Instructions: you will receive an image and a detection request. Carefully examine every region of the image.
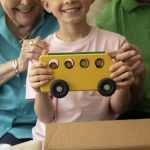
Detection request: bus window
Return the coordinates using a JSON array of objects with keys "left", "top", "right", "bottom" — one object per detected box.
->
[
  {"left": 80, "top": 58, "right": 89, "bottom": 68},
  {"left": 64, "top": 58, "right": 74, "bottom": 69},
  {"left": 49, "top": 59, "right": 59, "bottom": 69},
  {"left": 95, "top": 58, "right": 104, "bottom": 68}
]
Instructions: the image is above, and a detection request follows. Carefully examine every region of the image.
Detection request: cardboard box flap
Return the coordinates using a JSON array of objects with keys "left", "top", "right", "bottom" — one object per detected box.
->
[{"left": 45, "top": 119, "right": 150, "bottom": 150}]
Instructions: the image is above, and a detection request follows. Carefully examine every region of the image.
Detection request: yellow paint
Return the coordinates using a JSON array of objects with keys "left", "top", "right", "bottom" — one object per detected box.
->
[{"left": 39, "top": 52, "right": 113, "bottom": 92}]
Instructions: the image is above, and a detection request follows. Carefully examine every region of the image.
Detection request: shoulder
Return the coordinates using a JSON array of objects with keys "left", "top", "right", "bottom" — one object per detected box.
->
[
  {"left": 96, "top": 0, "right": 120, "bottom": 19},
  {"left": 42, "top": 11, "right": 58, "bottom": 32},
  {"left": 32, "top": 11, "right": 58, "bottom": 39},
  {"left": 43, "top": 33, "right": 56, "bottom": 46},
  {"left": 93, "top": 27, "right": 126, "bottom": 41},
  {"left": 44, "top": 11, "right": 58, "bottom": 26},
  {"left": 45, "top": 12, "right": 57, "bottom": 20},
  {"left": 96, "top": 0, "right": 122, "bottom": 29},
  {"left": 91, "top": 27, "right": 126, "bottom": 51}
]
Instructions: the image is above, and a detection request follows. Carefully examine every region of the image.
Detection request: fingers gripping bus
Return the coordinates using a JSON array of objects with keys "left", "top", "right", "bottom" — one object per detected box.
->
[{"left": 39, "top": 52, "right": 116, "bottom": 98}]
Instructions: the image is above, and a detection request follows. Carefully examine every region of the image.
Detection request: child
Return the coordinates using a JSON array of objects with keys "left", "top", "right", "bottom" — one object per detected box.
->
[{"left": 26, "top": 0, "right": 135, "bottom": 146}]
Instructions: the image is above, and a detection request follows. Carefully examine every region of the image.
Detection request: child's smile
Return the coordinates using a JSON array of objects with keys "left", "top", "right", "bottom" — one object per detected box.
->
[
  {"left": 61, "top": 6, "right": 81, "bottom": 15},
  {"left": 41, "top": 0, "right": 94, "bottom": 24}
]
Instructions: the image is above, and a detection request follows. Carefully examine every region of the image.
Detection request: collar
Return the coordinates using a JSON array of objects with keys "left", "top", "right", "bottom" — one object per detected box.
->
[{"left": 122, "top": 0, "right": 147, "bottom": 12}]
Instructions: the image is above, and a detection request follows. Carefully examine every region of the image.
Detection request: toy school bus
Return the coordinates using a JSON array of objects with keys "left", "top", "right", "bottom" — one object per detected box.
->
[{"left": 39, "top": 52, "right": 116, "bottom": 98}]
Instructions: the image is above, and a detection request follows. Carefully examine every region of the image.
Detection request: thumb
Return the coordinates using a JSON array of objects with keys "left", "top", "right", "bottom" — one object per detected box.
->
[
  {"left": 42, "top": 49, "right": 48, "bottom": 55},
  {"left": 35, "top": 36, "right": 41, "bottom": 41},
  {"left": 107, "top": 51, "right": 117, "bottom": 59}
]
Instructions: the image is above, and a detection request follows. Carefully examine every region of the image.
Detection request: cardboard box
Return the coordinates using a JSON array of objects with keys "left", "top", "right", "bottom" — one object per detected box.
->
[
  {"left": 13, "top": 140, "right": 42, "bottom": 150},
  {"left": 45, "top": 119, "right": 150, "bottom": 150}
]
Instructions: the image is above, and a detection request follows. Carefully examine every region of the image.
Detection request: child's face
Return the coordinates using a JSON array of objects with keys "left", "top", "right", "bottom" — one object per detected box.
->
[{"left": 42, "top": 0, "right": 94, "bottom": 24}]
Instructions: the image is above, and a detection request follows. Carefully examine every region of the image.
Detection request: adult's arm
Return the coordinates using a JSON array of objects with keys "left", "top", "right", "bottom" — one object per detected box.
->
[
  {"left": 0, "top": 37, "right": 48, "bottom": 85},
  {"left": 118, "top": 44, "right": 145, "bottom": 106},
  {"left": 130, "top": 69, "right": 145, "bottom": 106},
  {"left": 108, "top": 43, "right": 145, "bottom": 107},
  {"left": 0, "top": 61, "right": 17, "bottom": 84}
]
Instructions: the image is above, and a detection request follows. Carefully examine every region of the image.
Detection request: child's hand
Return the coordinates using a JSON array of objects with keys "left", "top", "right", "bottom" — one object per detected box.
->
[
  {"left": 109, "top": 61, "right": 134, "bottom": 88},
  {"left": 29, "top": 62, "right": 53, "bottom": 92}
]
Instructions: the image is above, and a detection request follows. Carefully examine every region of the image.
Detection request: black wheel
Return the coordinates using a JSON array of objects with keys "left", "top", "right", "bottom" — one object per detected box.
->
[
  {"left": 97, "top": 78, "right": 116, "bottom": 96},
  {"left": 50, "top": 80, "right": 69, "bottom": 98}
]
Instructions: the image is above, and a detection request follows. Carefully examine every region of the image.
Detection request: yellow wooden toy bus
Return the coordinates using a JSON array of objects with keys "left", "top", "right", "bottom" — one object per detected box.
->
[{"left": 39, "top": 52, "right": 116, "bottom": 98}]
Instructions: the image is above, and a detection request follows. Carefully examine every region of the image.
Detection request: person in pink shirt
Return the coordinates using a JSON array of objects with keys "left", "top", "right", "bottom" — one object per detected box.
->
[{"left": 26, "top": 0, "right": 144, "bottom": 146}]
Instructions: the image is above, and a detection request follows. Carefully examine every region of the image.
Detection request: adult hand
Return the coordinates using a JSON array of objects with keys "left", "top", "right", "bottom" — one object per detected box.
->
[
  {"left": 107, "top": 43, "right": 145, "bottom": 77},
  {"left": 17, "top": 36, "right": 49, "bottom": 73}
]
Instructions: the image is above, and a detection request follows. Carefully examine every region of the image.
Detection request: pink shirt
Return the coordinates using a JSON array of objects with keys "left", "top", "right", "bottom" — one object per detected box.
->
[{"left": 26, "top": 27, "right": 126, "bottom": 142}]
